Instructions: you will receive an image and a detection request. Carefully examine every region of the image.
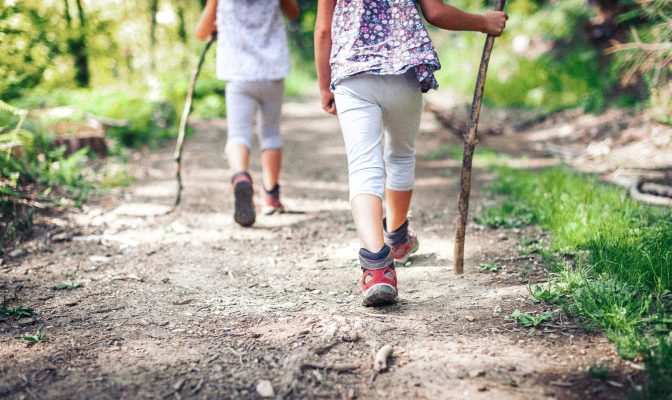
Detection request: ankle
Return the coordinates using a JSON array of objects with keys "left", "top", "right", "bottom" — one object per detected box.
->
[
  {"left": 384, "top": 219, "right": 408, "bottom": 246},
  {"left": 265, "top": 183, "right": 280, "bottom": 197}
]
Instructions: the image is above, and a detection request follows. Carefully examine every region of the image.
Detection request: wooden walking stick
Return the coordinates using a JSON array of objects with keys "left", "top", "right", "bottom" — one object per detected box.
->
[
  {"left": 174, "top": 34, "right": 216, "bottom": 207},
  {"left": 454, "top": 0, "right": 506, "bottom": 274}
]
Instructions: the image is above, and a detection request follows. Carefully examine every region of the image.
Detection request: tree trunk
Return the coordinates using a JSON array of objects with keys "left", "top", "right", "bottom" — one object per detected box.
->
[
  {"left": 149, "top": 0, "right": 159, "bottom": 71},
  {"left": 65, "top": 0, "right": 90, "bottom": 87},
  {"left": 175, "top": 0, "right": 188, "bottom": 67}
]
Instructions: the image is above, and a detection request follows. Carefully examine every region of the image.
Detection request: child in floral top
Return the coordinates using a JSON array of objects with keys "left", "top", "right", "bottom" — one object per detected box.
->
[{"left": 315, "top": 0, "right": 507, "bottom": 306}]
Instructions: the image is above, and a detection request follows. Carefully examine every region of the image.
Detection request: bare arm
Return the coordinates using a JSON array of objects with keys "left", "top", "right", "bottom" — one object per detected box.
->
[
  {"left": 195, "top": 0, "right": 217, "bottom": 40},
  {"left": 314, "top": 0, "right": 336, "bottom": 115},
  {"left": 418, "top": 0, "right": 507, "bottom": 36},
  {"left": 281, "top": 0, "right": 300, "bottom": 21}
]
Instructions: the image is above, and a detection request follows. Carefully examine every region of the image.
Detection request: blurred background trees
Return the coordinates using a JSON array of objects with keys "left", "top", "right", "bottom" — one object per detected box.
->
[
  {"left": 0, "top": 0, "right": 670, "bottom": 248},
  {"left": 1, "top": 0, "right": 669, "bottom": 121}
]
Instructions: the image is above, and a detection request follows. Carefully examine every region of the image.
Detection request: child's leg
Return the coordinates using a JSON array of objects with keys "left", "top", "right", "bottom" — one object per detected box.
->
[
  {"left": 335, "top": 77, "right": 396, "bottom": 306},
  {"left": 381, "top": 72, "right": 423, "bottom": 263},
  {"left": 381, "top": 72, "right": 423, "bottom": 230},
  {"left": 225, "top": 81, "right": 257, "bottom": 173},
  {"left": 256, "top": 79, "right": 285, "bottom": 191},
  {"left": 333, "top": 81, "right": 386, "bottom": 252},
  {"left": 253, "top": 79, "right": 285, "bottom": 214},
  {"left": 261, "top": 150, "right": 282, "bottom": 191},
  {"left": 225, "top": 81, "right": 259, "bottom": 227},
  {"left": 351, "top": 194, "right": 385, "bottom": 252},
  {"left": 385, "top": 189, "right": 413, "bottom": 231}
]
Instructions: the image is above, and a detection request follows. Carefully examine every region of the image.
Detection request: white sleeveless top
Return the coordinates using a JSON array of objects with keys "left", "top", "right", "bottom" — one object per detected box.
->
[{"left": 216, "top": 0, "right": 290, "bottom": 81}]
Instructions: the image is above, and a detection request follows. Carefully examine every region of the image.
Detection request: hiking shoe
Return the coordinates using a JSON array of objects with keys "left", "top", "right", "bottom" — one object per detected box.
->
[
  {"left": 360, "top": 246, "right": 398, "bottom": 307},
  {"left": 384, "top": 219, "right": 419, "bottom": 265},
  {"left": 262, "top": 184, "right": 285, "bottom": 215},
  {"left": 232, "top": 172, "right": 255, "bottom": 227}
]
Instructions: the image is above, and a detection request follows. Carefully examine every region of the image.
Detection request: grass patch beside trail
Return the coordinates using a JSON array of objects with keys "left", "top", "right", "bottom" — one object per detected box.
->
[{"left": 479, "top": 166, "right": 672, "bottom": 396}]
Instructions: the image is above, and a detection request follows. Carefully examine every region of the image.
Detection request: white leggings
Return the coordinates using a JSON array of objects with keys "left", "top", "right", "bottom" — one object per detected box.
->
[
  {"left": 333, "top": 71, "right": 423, "bottom": 201},
  {"left": 225, "top": 79, "right": 284, "bottom": 151}
]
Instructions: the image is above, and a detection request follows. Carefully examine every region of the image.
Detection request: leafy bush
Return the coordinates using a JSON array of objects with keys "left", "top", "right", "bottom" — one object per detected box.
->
[{"left": 1, "top": 100, "right": 97, "bottom": 250}]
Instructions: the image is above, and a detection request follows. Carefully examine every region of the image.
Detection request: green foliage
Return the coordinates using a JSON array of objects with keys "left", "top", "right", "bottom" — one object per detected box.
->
[
  {"left": 486, "top": 166, "right": 672, "bottom": 394},
  {"left": 587, "top": 363, "right": 610, "bottom": 380},
  {"left": 0, "top": 305, "right": 35, "bottom": 321},
  {"left": 0, "top": 1, "right": 67, "bottom": 100},
  {"left": 0, "top": 100, "right": 120, "bottom": 250},
  {"left": 479, "top": 262, "right": 500, "bottom": 272},
  {"left": 506, "top": 309, "right": 554, "bottom": 327},
  {"left": 51, "top": 281, "right": 82, "bottom": 291},
  {"left": 16, "top": 330, "right": 47, "bottom": 346},
  {"left": 611, "top": 0, "right": 672, "bottom": 123},
  {"left": 20, "top": 87, "right": 178, "bottom": 148},
  {"left": 434, "top": 0, "right": 638, "bottom": 113},
  {"left": 475, "top": 200, "right": 536, "bottom": 228}
]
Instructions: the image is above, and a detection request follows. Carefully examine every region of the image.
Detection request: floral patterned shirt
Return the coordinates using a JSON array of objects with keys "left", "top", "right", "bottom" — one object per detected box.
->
[{"left": 330, "top": 0, "right": 441, "bottom": 92}]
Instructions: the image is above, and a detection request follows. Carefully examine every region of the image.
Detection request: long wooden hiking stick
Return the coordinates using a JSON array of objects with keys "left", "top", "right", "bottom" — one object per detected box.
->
[
  {"left": 174, "top": 35, "right": 216, "bottom": 207},
  {"left": 454, "top": 0, "right": 506, "bottom": 274}
]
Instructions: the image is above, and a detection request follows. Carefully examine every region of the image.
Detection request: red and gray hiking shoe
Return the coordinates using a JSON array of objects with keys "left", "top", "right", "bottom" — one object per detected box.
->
[
  {"left": 360, "top": 247, "right": 398, "bottom": 307},
  {"left": 232, "top": 171, "right": 255, "bottom": 227},
  {"left": 384, "top": 219, "right": 419, "bottom": 265},
  {"left": 262, "top": 192, "right": 285, "bottom": 215}
]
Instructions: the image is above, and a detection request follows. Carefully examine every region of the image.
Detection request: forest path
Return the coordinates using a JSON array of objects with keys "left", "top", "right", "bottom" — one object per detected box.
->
[{"left": 1, "top": 99, "right": 636, "bottom": 399}]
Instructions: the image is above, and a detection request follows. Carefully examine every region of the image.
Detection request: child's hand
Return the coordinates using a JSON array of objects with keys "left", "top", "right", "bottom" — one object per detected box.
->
[
  {"left": 321, "top": 90, "right": 336, "bottom": 115},
  {"left": 482, "top": 11, "right": 508, "bottom": 36}
]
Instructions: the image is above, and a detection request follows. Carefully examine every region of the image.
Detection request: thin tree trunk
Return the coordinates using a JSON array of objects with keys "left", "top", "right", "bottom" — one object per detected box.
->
[
  {"left": 64, "top": 0, "right": 90, "bottom": 87},
  {"left": 149, "top": 0, "right": 159, "bottom": 71},
  {"left": 175, "top": 0, "right": 188, "bottom": 67}
]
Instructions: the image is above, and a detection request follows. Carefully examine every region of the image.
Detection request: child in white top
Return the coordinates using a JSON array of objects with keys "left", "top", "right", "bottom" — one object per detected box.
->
[{"left": 196, "top": 0, "right": 299, "bottom": 226}]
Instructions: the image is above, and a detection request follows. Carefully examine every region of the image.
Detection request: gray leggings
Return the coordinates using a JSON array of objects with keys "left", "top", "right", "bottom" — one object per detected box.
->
[
  {"left": 225, "top": 79, "right": 284, "bottom": 151},
  {"left": 333, "top": 71, "right": 423, "bottom": 201}
]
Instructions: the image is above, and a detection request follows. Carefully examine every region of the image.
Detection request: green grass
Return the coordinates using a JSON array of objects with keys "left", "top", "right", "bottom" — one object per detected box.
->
[
  {"left": 0, "top": 305, "right": 34, "bottom": 321},
  {"left": 479, "top": 262, "right": 500, "bottom": 272},
  {"left": 16, "top": 330, "right": 47, "bottom": 347},
  {"left": 506, "top": 309, "right": 554, "bottom": 328},
  {"left": 51, "top": 281, "right": 82, "bottom": 291},
  {"left": 481, "top": 166, "right": 672, "bottom": 395}
]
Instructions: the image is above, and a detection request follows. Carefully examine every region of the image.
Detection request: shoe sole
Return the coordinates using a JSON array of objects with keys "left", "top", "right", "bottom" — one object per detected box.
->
[
  {"left": 233, "top": 181, "right": 255, "bottom": 227},
  {"left": 362, "top": 284, "right": 398, "bottom": 307},
  {"left": 262, "top": 206, "right": 285, "bottom": 216}
]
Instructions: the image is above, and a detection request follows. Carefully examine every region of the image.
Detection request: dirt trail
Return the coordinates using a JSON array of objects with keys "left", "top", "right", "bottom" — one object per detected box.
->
[{"left": 1, "top": 99, "right": 641, "bottom": 399}]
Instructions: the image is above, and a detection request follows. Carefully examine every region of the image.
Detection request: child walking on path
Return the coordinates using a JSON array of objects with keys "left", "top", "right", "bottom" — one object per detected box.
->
[
  {"left": 315, "top": 0, "right": 507, "bottom": 306},
  {"left": 196, "top": 0, "right": 299, "bottom": 227}
]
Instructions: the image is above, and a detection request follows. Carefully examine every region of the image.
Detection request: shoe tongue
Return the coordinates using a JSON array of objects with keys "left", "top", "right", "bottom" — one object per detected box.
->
[{"left": 359, "top": 245, "right": 393, "bottom": 270}]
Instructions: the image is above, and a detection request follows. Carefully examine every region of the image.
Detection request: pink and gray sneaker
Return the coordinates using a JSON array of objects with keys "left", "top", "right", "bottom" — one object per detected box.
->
[
  {"left": 262, "top": 184, "right": 285, "bottom": 215},
  {"left": 384, "top": 219, "right": 419, "bottom": 265},
  {"left": 231, "top": 171, "right": 256, "bottom": 227},
  {"left": 360, "top": 246, "right": 398, "bottom": 307}
]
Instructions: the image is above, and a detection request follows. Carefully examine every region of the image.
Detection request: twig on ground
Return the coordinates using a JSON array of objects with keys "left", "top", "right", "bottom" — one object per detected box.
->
[
  {"left": 174, "top": 35, "right": 216, "bottom": 208},
  {"left": 494, "top": 255, "right": 536, "bottom": 262},
  {"left": 190, "top": 378, "right": 205, "bottom": 395},
  {"left": 373, "top": 344, "right": 394, "bottom": 373},
  {"left": 300, "top": 362, "right": 359, "bottom": 373},
  {"left": 363, "top": 312, "right": 389, "bottom": 318},
  {"left": 226, "top": 347, "right": 243, "bottom": 365}
]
